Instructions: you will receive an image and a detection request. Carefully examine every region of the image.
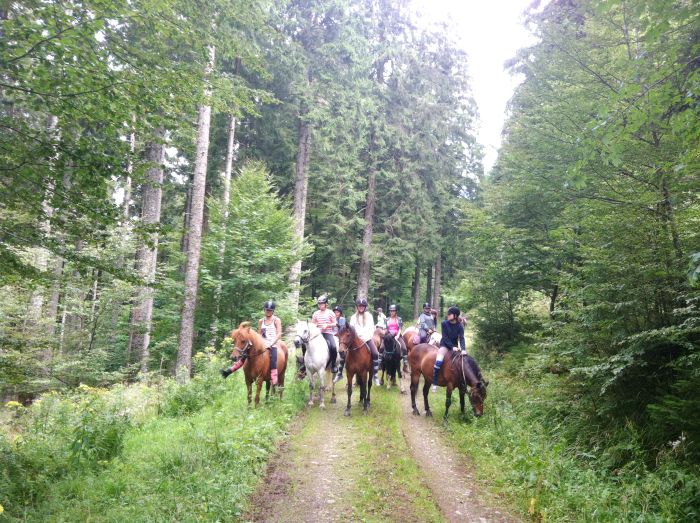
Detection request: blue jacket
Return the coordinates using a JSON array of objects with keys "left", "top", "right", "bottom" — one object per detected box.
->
[{"left": 440, "top": 320, "right": 465, "bottom": 351}]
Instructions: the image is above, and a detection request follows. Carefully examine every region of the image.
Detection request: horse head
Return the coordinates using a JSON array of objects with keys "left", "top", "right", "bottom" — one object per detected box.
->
[
  {"left": 468, "top": 379, "right": 488, "bottom": 417},
  {"left": 229, "top": 321, "right": 256, "bottom": 361},
  {"left": 294, "top": 320, "right": 310, "bottom": 350},
  {"left": 382, "top": 331, "right": 397, "bottom": 358},
  {"left": 455, "top": 354, "right": 488, "bottom": 417},
  {"left": 336, "top": 320, "right": 353, "bottom": 353}
]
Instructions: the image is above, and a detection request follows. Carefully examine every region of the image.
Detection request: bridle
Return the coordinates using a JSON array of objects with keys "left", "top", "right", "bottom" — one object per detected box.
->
[
  {"left": 295, "top": 321, "right": 322, "bottom": 349},
  {"left": 338, "top": 326, "right": 369, "bottom": 353},
  {"left": 231, "top": 339, "right": 252, "bottom": 361}
]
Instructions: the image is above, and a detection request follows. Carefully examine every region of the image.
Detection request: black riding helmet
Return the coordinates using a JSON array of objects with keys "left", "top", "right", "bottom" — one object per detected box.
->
[
  {"left": 263, "top": 300, "right": 276, "bottom": 310},
  {"left": 332, "top": 305, "right": 343, "bottom": 313},
  {"left": 355, "top": 297, "right": 368, "bottom": 307},
  {"left": 389, "top": 304, "right": 398, "bottom": 312},
  {"left": 423, "top": 302, "right": 431, "bottom": 310},
  {"left": 447, "top": 305, "right": 460, "bottom": 318}
]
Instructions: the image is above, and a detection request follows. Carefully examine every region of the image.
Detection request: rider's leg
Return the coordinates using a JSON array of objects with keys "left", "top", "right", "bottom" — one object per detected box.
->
[
  {"left": 322, "top": 333, "right": 338, "bottom": 373},
  {"left": 367, "top": 339, "right": 381, "bottom": 386},
  {"left": 431, "top": 346, "right": 448, "bottom": 392},
  {"left": 419, "top": 328, "right": 428, "bottom": 344},
  {"left": 269, "top": 346, "right": 278, "bottom": 385},
  {"left": 333, "top": 350, "right": 345, "bottom": 383}
]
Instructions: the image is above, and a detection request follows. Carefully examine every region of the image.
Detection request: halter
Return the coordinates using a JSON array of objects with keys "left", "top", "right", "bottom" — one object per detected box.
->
[
  {"left": 232, "top": 339, "right": 253, "bottom": 360},
  {"left": 338, "top": 326, "right": 369, "bottom": 353},
  {"left": 297, "top": 321, "right": 323, "bottom": 347}
]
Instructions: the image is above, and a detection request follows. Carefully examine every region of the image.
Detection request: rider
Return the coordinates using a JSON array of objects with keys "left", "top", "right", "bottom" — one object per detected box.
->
[
  {"left": 418, "top": 302, "right": 436, "bottom": 343},
  {"left": 332, "top": 305, "right": 344, "bottom": 330},
  {"left": 311, "top": 295, "right": 338, "bottom": 374},
  {"left": 375, "top": 307, "right": 387, "bottom": 331},
  {"left": 431, "top": 305, "right": 466, "bottom": 393},
  {"left": 386, "top": 304, "right": 408, "bottom": 369},
  {"left": 221, "top": 300, "right": 282, "bottom": 383},
  {"left": 259, "top": 301, "right": 283, "bottom": 385},
  {"left": 334, "top": 297, "right": 381, "bottom": 386}
]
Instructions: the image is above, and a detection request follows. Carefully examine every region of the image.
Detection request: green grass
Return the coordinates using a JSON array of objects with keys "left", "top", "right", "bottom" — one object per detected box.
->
[
  {"left": 438, "top": 350, "right": 700, "bottom": 522},
  {"left": 0, "top": 359, "right": 307, "bottom": 522}
]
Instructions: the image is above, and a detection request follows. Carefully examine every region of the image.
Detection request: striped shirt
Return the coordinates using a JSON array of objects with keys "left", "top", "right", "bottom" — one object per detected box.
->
[{"left": 312, "top": 309, "right": 336, "bottom": 334}]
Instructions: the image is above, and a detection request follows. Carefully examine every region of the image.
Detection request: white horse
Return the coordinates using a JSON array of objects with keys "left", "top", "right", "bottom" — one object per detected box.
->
[{"left": 294, "top": 320, "right": 337, "bottom": 408}]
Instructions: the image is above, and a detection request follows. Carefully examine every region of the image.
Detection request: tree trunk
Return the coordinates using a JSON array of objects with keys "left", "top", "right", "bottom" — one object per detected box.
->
[
  {"left": 549, "top": 284, "right": 559, "bottom": 318},
  {"left": 177, "top": 45, "right": 215, "bottom": 382},
  {"left": 211, "top": 115, "right": 236, "bottom": 337},
  {"left": 123, "top": 116, "right": 136, "bottom": 220},
  {"left": 432, "top": 252, "right": 442, "bottom": 314},
  {"left": 425, "top": 263, "right": 433, "bottom": 308},
  {"left": 128, "top": 127, "right": 165, "bottom": 373},
  {"left": 356, "top": 166, "right": 376, "bottom": 299},
  {"left": 288, "top": 82, "right": 312, "bottom": 314},
  {"left": 412, "top": 258, "right": 421, "bottom": 320}
]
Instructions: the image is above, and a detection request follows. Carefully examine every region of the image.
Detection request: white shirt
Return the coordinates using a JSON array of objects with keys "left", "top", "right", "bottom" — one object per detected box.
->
[{"left": 350, "top": 311, "right": 375, "bottom": 342}]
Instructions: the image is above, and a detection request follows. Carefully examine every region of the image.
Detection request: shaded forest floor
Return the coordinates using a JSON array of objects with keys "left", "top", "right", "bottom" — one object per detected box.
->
[{"left": 244, "top": 375, "right": 518, "bottom": 523}]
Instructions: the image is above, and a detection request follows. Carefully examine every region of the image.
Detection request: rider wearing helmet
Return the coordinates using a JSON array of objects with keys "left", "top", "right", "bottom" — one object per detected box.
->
[
  {"left": 221, "top": 300, "right": 282, "bottom": 383},
  {"left": 332, "top": 305, "right": 344, "bottom": 334},
  {"left": 311, "top": 295, "right": 338, "bottom": 374},
  {"left": 334, "top": 297, "right": 381, "bottom": 386},
  {"left": 431, "top": 305, "right": 466, "bottom": 393},
  {"left": 375, "top": 307, "right": 387, "bottom": 330},
  {"left": 386, "top": 304, "right": 408, "bottom": 370},
  {"left": 418, "top": 302, "right": 436, "bottom": 343}
]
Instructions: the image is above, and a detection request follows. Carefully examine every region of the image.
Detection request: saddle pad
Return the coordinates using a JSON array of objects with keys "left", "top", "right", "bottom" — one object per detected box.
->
[{"left": 412, "top": 334, "right": 420, "bottom": 345}]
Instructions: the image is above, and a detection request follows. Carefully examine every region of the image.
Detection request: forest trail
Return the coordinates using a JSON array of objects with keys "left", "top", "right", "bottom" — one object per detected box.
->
[{"left": 245, "top": 376, "right": 518, "bottom": 522}]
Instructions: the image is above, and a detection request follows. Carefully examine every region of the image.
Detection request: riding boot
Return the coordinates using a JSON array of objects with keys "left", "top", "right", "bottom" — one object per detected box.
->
[
  {"left": 372, "top": 357, "right": 381, "bottom": 386},
  {"left": 431, "top": 360, "right": 443, "bottom": 392},
  {"left": 221, "top": 359, "right": 245, "bottom": 379},
  {"left": 333, "top": 356, "right": 345, "bottom": 383},
  {"left": 329, "top": 345, "right": 338, "bottom": 374}
]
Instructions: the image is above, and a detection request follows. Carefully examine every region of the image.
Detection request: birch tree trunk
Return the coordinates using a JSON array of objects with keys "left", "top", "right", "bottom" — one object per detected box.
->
[
  {"left": 177, "top": 45, "right": 215, "bottom": 382},
  {"left": 432, "top": 252, "right": 442, "bottom": 314},
  {"left": 288, "top": 85, "right": 311, "bottom": 315},
  {"left": 123, "top": 116, "right": 136, "bottom": 220},
  {"left": 128, "top": 127, "right": 165, "bottom": 373},
  {"left": 211, "top": 115, "right": 236, "bottom": 336}
]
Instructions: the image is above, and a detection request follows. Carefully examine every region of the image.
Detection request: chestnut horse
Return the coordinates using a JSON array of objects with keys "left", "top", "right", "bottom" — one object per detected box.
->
[
  {"left": 229, "top": 322, "right": 288, "bottom": 407},
  {"left": 409, "top": 343, "right": 487, "bottom": 421},
  {"left": 337, "top": 323, "right": 373, "bottom": 416},
  {"left": 403, "top": 326, "right": 440, "bottom": 354}
]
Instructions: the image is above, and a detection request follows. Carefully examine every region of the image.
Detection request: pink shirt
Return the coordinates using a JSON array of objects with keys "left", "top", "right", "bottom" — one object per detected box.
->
[
  {"left": 387, "top": 317, "right": 400, "bottom": 336},
  {"left": 312, "top": 309, "right": 336, "bottom": 334}
]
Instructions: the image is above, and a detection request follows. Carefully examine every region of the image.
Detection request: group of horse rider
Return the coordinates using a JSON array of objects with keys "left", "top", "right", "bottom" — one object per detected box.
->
[{"left": 221, "top": 296, "right": 468, "bottom": 393}]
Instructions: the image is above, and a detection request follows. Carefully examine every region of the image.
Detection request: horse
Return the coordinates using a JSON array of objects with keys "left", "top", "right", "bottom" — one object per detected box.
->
[
  {"left": 380, "top": 331, "right": 405, "bottom": 393},
  {"left": 293, "top": 320, "right": 337, "bottom": 408},
  {"left": 409, "top": 343, "right": 488, "bottom": 421},
  {"left": 229, "top": 321, "right": 288, "bottom": 407},
  {"left": 337, "top": 323, "right": 373, "bottom": 416},
  {"left": 403, "top": 326, "right": 441, "bottom": 355}
]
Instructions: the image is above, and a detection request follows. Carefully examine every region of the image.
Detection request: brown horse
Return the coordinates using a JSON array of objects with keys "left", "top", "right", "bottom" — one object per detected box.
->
[
  {"left": 337, "top": 323, "right": 373, "bottom": 416},
  {"left": 403, "top": 326, "right": 440, "bottom": 354},
  {"left": 409, "top": 343, "right": 487, "bottom": 421},
  {"left": 229, "top": 321, "right": 288, "bottom": 407}
]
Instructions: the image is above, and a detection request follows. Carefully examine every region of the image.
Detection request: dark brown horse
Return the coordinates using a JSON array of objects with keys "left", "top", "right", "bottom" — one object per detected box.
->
[
  {"left": 230, "top": 322, "right": 288, "bottom": 407},
  {"left": 409, "top": 343, "right": 487, "bottom": 421},
  {"left": 380, "top": 331, "right": 405, "bottom": 393},
  {"left": 337, "top": 323, "right": 373, "bottom": 416}
]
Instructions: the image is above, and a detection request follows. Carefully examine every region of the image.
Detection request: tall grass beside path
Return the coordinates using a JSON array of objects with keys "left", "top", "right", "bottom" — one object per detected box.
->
[{"left": 0, "top": 356, "right": 306, "bottom": 522}]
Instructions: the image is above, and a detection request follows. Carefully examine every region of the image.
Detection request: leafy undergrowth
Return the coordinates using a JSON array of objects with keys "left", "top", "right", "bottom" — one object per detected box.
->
[
  {"left": 441, "top": 346, "right": 700, "bottom": 522},
  {"left": 346, "top": 386, "right": 444, "bottom": 523},
  {"left": 0, "top": 356, "right": 306, "bottom": 522}
]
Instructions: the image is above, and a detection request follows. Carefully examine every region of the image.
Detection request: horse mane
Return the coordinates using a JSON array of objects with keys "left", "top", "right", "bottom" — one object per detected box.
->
[
  {"left": 233, "top": 321, "right": 266, "bottom": 353},
  {"left": 450, "top": 351, "right": 479, "bottom": 387}
]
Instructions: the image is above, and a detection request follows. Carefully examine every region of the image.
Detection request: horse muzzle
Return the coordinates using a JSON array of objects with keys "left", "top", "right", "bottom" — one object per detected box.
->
[{"left": 294, "top": 336, "right": 303, "bottom": 348}]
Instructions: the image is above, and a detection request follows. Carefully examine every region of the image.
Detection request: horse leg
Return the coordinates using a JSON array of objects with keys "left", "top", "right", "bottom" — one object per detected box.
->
[
  {"left": 345, "top": 371, "right": 353, "bottom": 417},
  {"left": 444, "top": 384, "right": 454, "bottom": 424},
  {"left": 265, "top": 380, "right": 271, "bottom": 402},
  {"left": 329, "top": 369, "right": 337, "bottom": 404},
  {"left": 318, "top": 370, "right": 326, "bottom": 410},
  {"left": 255, "top": 378, "right": 264, "bottom": 408},
  {"left": 361, "top": 375, "right": 368, "bottom": 414},
  {"left": 366, "top": 368, "right": 372, "bottom": 408},
  {"left": 410, "top": 374, "right": 420, "bottom": 416},
  {"left": 459, "top": 387, "right": 466, "bottom": 417},
  {"left": 423, "top": 381, "right": 432, "bottom": 417},
  {"left": 308, "top": 372, "right": 315, "bottom": 406}
]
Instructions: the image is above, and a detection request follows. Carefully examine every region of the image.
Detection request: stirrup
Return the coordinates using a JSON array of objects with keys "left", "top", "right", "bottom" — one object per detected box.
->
[{"left": 431, "top": 384, "right": 438, "bottom": 393}]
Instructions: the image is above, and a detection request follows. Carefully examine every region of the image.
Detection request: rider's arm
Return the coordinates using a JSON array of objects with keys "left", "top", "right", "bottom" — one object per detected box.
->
[
  {"left": 273, "top": 317, "right": 282, "bottom": 346},
  {"left": 441, "top": 320, "right": 454, "bottom": 350},
  {"left": 418, "top": 314, "right": 428, "bottom": 331},
  {"left": 459, "top": 325, "right": 466, "bottom": 352}
]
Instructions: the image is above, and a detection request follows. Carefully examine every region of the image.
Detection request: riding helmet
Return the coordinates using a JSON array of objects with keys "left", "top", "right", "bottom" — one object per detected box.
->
[
  {"left": 317, "top": 294, "right": 328, "bottom": 304},
  {"left": 447, "top": 305, "right": 460, "bottom": 318},
  {"left": 355, "top": 297, "right": 368, "bottom": 307},
  {"left": 389, "top": 304, "right": 398, "bottom": 312},
  {"left": 332, "top": 305, "right": 343, "bottom": 313},
  {"left": 263, "top": 300, "right": 276, "bottom": 311},
  {"left": 423, "top": 302, "right": 431, "bottom": 310}
]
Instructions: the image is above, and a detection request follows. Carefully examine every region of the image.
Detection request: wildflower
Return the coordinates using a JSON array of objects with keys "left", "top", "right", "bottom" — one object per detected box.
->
[
  {"left": 0, "top": 502, "right": 4, "bottom": 514},
  {"left": 5, "top": 401, "right": 22, "bottom": 408}
]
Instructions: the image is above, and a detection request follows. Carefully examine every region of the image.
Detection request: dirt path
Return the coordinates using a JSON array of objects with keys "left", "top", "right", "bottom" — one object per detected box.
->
[
  {"left": 400, "top": 377, "right": 517, "bottom": 522},
  {"left": 246, "top": 379, "right": 519, "bottom": 523},
  {"left": 244, "top": 404, "right": 358, "bottom": 523}
]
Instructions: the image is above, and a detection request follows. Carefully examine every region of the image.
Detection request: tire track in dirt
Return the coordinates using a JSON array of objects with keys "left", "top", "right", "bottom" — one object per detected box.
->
[
  {"left": 244, "top": 403, "right": 358, "bottom": 523},
  {"left": 399, "top": 376, "right": 519, "bottom": 523}
]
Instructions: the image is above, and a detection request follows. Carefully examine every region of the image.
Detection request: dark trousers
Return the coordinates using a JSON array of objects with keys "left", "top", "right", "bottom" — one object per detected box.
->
[
  {"left": 321, "top": 332, "right": 337, "bottom": 369},
  {"left": 269, "top": 346, "right": 277, "bottom": 370}
]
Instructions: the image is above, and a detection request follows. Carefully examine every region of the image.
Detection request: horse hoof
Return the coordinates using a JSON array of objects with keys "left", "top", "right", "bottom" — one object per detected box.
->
[
  {"left": 400, "top": 389, "right": 406, "bottom": 395},
  {"left": 386, "top": 384, "right": 391, "bottom": 390},
  {"left": 425, "top": 410, "right": 433, "bottom": 417},
  {"left": 331, "top": 397, "right": 336, "bottom": 404},
  {"left": 308, "top": 401, "right": 314, "bottom": 406},
  {"left": 412, "top": 409, "right": 420, "bottom": 416},
  {"left": 319, "top": 404, "right": 325, "bottom": 410},
  {"left": 344, "top": 409, "right": 351, "bottom": 417}
]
